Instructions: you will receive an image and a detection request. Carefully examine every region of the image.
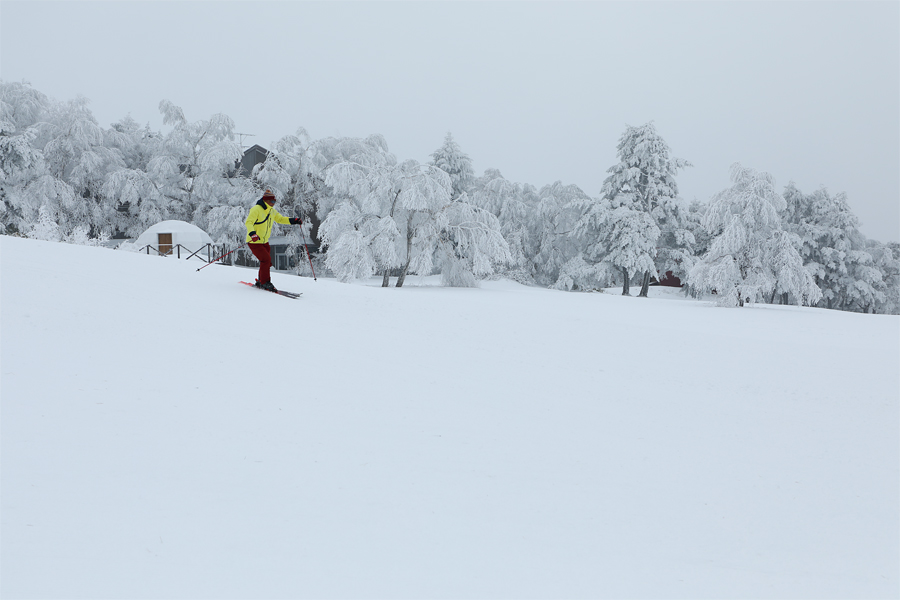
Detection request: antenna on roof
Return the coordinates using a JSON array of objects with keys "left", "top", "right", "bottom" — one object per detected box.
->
[{"left": 236, "top": 133, "right": 255, "bottom": 150}]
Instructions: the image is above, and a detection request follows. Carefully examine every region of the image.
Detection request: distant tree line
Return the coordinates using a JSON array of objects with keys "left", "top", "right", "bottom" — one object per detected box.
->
[{"left": 2, "top": 80, "right": 897, "bottom": 313}]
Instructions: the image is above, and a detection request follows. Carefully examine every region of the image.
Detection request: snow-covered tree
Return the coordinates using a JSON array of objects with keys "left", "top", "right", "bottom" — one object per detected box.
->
[
  {"left": 305, "top": 134, "right": 398, "bottom": 226},
  {"left": 254, "top": 129, "right": 317, "bottom": 215},
  {"left": 0, "top": 80, "right": 49, "bottom": 133},
  {"left": 399, "top": 164, "right": 453, "bottom": 285},
  {"left": 603, "top": 205, "right": 661, "bottom": 295},
  {"left": 18, "top": 174, "right": 77, "bottom": 241},
  {"left": 765, "top": 229, "right": 824, "bottom": 306},
  {"left": 601, "top": 122, "right": 691, "bottom": 296},
  {"left": 869, "top": 241, "right": 900, "bottom": 314},
  {"left": 318, "top": 136, "right": 404, "bottom": 284},
  {"left": 153, "top": 101, "right": 244, "bottom": 226},
  {"left": 103, "top": 102, "right": 249, "bottom": 243},
  {"left": 831, "top": 249, "right": 887, "bottom": 313},
  {"left": 469, "top": 169, "right": 541, "bottom": 281},
  {"left": 1, "top": 83, "right": 122, "bottom": 242},
  {"left": 38, "top": 96, "right": 126, "bottom": 239},
  {"left": 88, "top": 115, "right": 161, "bottom": 237},
  {"left": 429, "top": 197, "right": 511, "bottom": 287},
  {"left": 106, "top": 115, "right": 159, "bottom": 173},
  {"left": 27, "top": 204, "right": 61, "bottom": 242},
  {"left": 0, "top": 83, "right": 67, "bottom": 238},
  {"left": 0, "top": 127, "right": 46, "bottom": 235},
  {"left": 532, "top": 181, "right": 589, "bottom": 286},
  {"left": 690, "top": 163, "right": 820, "bottom": 307},
  {"left": 567, "top": 192, "right": 661, "bottom": 295},
  {"left": 319, "top": 200, "right": 401, "bottom": 282},
  {"left": 654, "top": 200, "right": 698, "bottom": 288},
  {"left": 551, "top": 255, "right": 604, "bottom": 292},
  {"left": 318, "top": 138, "right": 447, "bottom": 285},
  {"left": 677, "top": 199, "right": 713, "bottom": 298},
  {"left": 782, "top": 183, "right": 884, "bottom": 312},
  {"left": 563, "top": 192, "right": 617, "bottom": 291},
  {"left": 429, "top": 132, "right": 475, "bottom": 200},
  {"left": 320, "top": 136, "right": 508, "bottom": 287},
  {"left": 101, "top": 168, "right": 166, "bottom": 237}
]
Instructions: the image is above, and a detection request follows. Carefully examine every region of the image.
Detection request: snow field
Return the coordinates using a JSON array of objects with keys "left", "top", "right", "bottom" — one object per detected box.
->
[{"left": 1, "top": 236, "right": 898, "bottom": 599}]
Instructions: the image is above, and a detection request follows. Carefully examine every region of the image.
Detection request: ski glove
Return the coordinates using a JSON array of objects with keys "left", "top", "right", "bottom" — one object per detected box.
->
[
  {"left": 250, "top": 232, "right": 260, "bottom": 242},
  {"left": 289, "top": 217, "right": 302, "bottom": 225}
]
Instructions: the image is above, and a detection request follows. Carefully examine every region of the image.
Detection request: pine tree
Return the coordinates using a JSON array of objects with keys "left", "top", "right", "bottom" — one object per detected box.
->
[
  {"left": 601, "top": 122, "right": 691, "bottom": 296},
  {"left": 429, "top": 132, "right": 475, "bottom": 200}
]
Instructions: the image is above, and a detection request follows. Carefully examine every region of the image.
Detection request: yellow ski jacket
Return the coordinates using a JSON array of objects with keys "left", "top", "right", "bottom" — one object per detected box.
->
[{"left": 245, "top": 199, "right": 292, "bottom": 244}]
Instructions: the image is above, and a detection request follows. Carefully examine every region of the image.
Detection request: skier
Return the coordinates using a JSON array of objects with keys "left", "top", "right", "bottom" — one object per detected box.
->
[{"left": 245, "top": 189, "right": 302, "bottom": 292}]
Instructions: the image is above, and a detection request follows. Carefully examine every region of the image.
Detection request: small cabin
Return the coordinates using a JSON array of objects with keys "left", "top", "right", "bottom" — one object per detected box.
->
[
  {"left": 238, "top": 144, "right": 269, "bottom": 178},
  {"left": 134, "top": 221, "right": 214, "bottom": 258}
]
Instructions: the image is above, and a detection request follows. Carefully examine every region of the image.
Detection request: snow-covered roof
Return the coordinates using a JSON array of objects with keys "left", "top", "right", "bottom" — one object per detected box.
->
[{"left": 134, "top": 220, "right": 213, "bottom": 250}]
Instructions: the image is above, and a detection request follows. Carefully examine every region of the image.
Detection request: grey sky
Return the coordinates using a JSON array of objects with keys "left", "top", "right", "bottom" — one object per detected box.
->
[{"left": 2, "top": 1, "right": 898, "bottom": 242}]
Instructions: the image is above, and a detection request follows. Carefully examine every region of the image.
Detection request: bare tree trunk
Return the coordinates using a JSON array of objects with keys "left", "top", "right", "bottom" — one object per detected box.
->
[
  {"left": 638, "top": 270, "right": 651, "bottom": 297},
  {"left": 622, "top": 268, "right": 631, "bottom": 296},
  {"left": 382, "top": 189, "right": 403, "bottom": 288},
  {"left": 396, "top": 222, "right": 415, "bottom": 288}
]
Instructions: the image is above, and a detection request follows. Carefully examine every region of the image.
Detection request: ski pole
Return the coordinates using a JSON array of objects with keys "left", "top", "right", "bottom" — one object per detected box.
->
[
  {"left": 299, "top": 227, "right": 317, "bottom": 281},
  {"left": 197, "top": 244, "right": 245, "bottom": 272}
]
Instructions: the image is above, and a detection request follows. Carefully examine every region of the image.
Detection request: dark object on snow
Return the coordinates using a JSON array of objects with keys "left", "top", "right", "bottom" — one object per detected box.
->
[
  {"left": 650, "top": 271, "right": 683, "bottom": 287},
  {"left": 240, "top": 281, "right": 301, "bottom": 299}
]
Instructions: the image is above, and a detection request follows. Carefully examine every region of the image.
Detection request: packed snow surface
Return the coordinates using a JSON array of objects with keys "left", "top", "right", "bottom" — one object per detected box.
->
[{"left": 2, "top": 236, "right": 898, "bottom": 599}]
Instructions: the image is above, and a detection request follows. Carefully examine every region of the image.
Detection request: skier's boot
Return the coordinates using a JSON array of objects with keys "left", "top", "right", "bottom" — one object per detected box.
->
[{"left": 261, "top": 281, "right": 278, "bottom": 292}]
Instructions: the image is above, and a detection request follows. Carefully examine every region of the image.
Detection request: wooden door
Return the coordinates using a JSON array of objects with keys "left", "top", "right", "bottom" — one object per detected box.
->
[{"left": 158, "top": 233, "right": 173, "bottom": 256}]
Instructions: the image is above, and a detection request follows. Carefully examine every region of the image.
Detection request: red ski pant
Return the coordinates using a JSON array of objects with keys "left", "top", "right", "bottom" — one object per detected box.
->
[{"left": 249, "top": 242, "right": 272, "bottom": 284}]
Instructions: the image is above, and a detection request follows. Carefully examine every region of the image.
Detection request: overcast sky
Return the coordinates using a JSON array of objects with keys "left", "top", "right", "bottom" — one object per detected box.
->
[{"left": 2, "top": 1, "right": 898, "bottom": 242}]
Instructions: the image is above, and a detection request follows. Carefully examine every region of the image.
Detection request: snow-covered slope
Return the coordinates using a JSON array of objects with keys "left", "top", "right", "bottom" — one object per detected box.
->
[{"left": 2, "top": 236, "right": 898, "bottom": 599}]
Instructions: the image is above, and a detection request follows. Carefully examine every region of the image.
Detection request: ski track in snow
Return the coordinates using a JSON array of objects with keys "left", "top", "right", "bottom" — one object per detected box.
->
[{"left": 1, "top": 236, "right": 898, "bottom": 599}]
